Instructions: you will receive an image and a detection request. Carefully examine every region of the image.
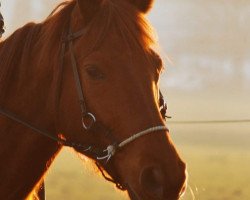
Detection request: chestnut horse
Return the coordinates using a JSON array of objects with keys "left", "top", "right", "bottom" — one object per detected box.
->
[{"left": 0, "top": 0, "right": 186, "bottom": 199}]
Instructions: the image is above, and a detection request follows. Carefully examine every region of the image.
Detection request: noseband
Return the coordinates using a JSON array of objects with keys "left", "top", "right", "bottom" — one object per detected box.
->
[{"left": 0, "top": 12, "right": 170, "bottom": 190}]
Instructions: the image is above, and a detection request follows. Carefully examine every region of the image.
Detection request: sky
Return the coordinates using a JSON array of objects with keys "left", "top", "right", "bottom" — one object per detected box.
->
[{"left": 1, "top": 0, "right": 250, "bottom": 120}]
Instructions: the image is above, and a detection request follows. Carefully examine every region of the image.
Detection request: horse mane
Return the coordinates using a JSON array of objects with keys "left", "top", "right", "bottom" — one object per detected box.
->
[
  {"left": 0, "top": 23, "right": 38, "bottom": 90},
  {"left": 0, "top": 1, "right": 74, "bottom": 95}
]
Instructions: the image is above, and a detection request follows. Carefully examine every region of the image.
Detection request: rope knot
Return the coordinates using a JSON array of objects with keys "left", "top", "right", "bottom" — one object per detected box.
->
[
  {"left": 107, "top": 145, "right": 116, "bottom": 156},
  {"left": 97, "top": 144, "right": 117, "bottom": 163}
]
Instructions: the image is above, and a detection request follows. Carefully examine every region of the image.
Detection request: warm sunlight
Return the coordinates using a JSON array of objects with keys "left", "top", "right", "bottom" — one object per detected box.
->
[{"left": 1, "top": 0, "right": 249, "bottom": 200}]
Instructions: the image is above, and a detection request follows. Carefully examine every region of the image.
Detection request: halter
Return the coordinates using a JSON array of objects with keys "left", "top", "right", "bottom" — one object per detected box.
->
[
  {"left": 0, "top": 13, "right": 170, "bottom": 190},
  {"left": 59, "top": 22, "right": 169, "bottom": 161}
]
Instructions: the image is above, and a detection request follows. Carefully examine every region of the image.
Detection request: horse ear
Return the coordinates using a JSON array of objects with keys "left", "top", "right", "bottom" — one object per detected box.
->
[
  {"left": 128, "top": 0, "right": 154, "bottom": 13},
  {"left": 77, "top": 0, "right": 103, "bottom": 25}
]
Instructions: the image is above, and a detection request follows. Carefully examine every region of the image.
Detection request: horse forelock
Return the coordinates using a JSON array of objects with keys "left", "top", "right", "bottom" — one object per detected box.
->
[{"left": 88, "top": 0, "right": 157, "bottom": 55}]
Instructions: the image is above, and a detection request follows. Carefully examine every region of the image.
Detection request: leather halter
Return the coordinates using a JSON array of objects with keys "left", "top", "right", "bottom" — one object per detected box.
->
[{"left": 0, "top": 15, "right": 169, "bottom": 190}]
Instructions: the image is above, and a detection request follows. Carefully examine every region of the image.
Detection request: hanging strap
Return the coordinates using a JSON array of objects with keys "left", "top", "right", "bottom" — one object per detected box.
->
[{"left": 0, "top": 108, "right": 65, "bottom": 144}]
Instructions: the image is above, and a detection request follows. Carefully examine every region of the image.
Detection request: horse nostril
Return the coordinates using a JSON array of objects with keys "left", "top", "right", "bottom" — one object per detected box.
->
[{"left": 140, "top": 166, "right": 164, "bottom": 199}]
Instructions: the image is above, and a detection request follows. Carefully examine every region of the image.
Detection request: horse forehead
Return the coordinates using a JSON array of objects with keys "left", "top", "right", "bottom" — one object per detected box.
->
[
  {"left": 100, "top": 45, "right": 151, "bottom": 67},
  {"left": 101, "top": 33, "right": 150, "bottom": 60},
  {"left": 105, "top": 52, "right": 152, "bottom": 76}
]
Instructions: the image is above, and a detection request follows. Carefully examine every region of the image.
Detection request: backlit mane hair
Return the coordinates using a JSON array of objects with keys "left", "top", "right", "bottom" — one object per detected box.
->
[
  {"left": 0, "top": 1, "right": 73, "bottom": 94},
  {"left": 0, "top": 0, "right": 156, "bottom": 95},
  {"left": 86, "top": 0, "right": 156, "bottom": 54}
]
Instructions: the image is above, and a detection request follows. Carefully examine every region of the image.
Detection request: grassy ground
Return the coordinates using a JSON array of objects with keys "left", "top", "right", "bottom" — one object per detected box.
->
[
  {"left": 178, "top": 146, "right": 250, "bottom": 200},
  {"left": 45, "top": 150, "right": 128, "bottom": 200},
  {"left": 45, "top": 123, "right": 250, "bottom": 200}
]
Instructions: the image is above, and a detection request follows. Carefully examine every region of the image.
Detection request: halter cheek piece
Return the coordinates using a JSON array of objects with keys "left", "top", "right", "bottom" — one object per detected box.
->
[
  {"left": 0, "top": 15, "right": 170, "bottom": 190},
  {"left": 64, "top": 29, "right": 93, "bottom": 131}
]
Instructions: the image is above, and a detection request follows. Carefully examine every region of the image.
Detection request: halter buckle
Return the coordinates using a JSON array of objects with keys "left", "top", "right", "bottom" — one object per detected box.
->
[{"left": 82, "top": 112, "right": 96, "bottom": 130}]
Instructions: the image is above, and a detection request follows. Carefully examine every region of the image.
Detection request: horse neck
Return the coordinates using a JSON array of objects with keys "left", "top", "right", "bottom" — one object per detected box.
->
[
  {"left": 1, "top": 21, "right": 60, "bottom": 119},
  {"left": 0, "top": 120, "right": 62, "bottom": 199},
  {"left": 0, "top": 17, "right": 65, "bottom": 199}
]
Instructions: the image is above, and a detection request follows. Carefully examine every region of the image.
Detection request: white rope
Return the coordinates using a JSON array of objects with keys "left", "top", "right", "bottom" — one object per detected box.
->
[
  {"left": 118, "top": 126, "right": 168, "bottom": 148},
  {"left": 97, "top": 126, "right": 168, "bottom": 162}
]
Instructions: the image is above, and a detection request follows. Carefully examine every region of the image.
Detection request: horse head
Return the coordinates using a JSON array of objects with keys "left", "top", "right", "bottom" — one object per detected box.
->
[{"left": 55, "top": 0, "right": 187, "bottom": 199}]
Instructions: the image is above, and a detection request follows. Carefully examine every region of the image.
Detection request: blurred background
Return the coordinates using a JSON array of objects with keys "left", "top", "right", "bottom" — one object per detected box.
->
[{"left": 1, "top": 0, "right": 250, "bottom": 199}]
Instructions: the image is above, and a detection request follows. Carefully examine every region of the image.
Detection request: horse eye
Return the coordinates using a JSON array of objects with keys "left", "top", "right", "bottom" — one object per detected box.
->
[{"left": 85, "top": 65, "right": 105, "bottom": 80}]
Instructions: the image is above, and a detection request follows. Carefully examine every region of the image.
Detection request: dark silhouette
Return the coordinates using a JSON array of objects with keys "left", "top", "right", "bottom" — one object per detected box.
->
[{"left": 0, "top": 3, "right": 4, "bottom": 38}]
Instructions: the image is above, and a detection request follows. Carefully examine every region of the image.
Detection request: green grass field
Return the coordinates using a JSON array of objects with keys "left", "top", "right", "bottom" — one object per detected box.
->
[{"left": 45, "top": 123, "right": 250, "bottom": 200}]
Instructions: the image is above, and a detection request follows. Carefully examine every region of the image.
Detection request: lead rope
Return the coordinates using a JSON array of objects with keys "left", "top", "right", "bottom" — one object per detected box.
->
[{"left": 95, "top": 161, "right": 126, "bottom": 190}]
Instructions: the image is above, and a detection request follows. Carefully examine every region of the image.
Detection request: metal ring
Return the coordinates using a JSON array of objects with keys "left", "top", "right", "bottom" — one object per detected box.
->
[{"left": 82, "top": 112, "right": 96, "bottom": 130}]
